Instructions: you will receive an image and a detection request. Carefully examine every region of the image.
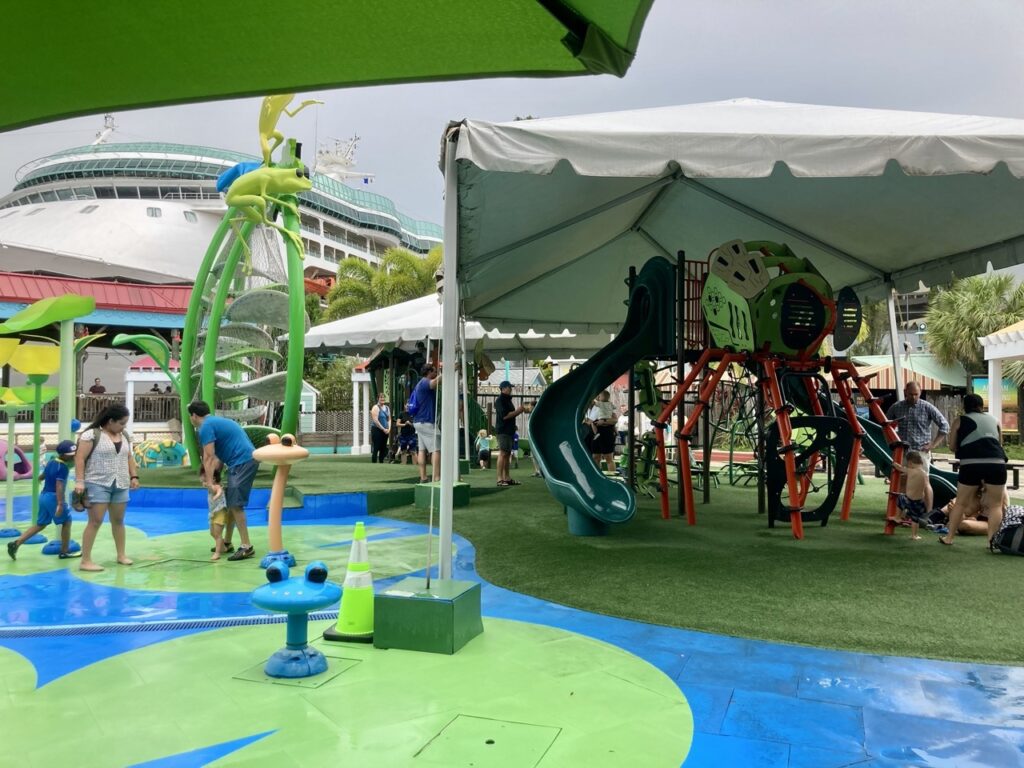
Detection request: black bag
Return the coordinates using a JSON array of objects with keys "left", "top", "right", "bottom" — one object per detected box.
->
[{"left": 992, "top": 505, "right": 1024, "bottom": 556}]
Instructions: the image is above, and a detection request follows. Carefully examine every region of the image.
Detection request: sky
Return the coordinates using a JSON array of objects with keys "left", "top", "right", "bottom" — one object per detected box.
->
[{"left": 2, "top": 1, "right": 1023, "bottom": 226}]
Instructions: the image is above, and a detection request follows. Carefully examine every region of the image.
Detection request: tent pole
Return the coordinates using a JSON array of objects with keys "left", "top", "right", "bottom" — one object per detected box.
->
[
  {"left": 460, "top": 318, "right": 472, "bottom": 467},
  {"left": 676, "top": 253, "right": 685, "bottom": 520},
  {"left": 886, "top": 286, "right": 904, "bottom": 394},
  {"left": 438, "top": 130, "right": 460, "bottom": 581},
  {"left": 627, "top": 266, "right": 637, "bottom": 489}
]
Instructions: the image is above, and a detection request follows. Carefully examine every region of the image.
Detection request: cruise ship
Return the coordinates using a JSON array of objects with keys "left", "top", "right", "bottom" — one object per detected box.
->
[{"left": 0, "top": 137, "right": 442, "bottom": 284}]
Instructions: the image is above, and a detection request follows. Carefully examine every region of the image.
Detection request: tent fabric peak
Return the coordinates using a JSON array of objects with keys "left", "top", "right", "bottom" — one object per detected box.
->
[{"left": 449, "top": 98, "right": 1024, "bottom": 332}]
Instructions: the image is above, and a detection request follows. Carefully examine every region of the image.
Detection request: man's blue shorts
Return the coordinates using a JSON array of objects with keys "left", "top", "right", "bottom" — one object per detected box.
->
[
  {"left": 226, "top": 459, "right": 260, "bottom": 509},
  {"left": 36, "top": 492, "right": 70, "bottom": 527}
]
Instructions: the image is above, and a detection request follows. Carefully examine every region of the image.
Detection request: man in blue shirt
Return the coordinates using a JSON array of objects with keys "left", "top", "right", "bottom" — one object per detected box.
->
[
  {"left": 188, "top": 401, "right": 258, "bottom": 561},
  {"left": 412, "top": 364, "right": 442, "bottom": 483}
]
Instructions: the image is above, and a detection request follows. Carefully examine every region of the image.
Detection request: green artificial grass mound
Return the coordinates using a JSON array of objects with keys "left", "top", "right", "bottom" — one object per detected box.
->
[{"left": 142, "top": 456, "right": 1022, "bottom": 665}]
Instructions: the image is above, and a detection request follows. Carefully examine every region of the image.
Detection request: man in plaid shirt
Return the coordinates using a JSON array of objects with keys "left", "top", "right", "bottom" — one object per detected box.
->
[{"left": 885, "top": 381, "right": 949, "bottom": 470}]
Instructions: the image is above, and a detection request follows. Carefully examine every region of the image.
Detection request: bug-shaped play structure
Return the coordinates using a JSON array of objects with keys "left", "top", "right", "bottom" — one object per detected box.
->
[{"left": 652, "top": 240, "right": 955, "bottom": 539}]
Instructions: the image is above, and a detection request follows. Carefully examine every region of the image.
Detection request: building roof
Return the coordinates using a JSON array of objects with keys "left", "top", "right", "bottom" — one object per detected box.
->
[
  {"left": 128, "top": 355, "right": 180, "bottom": 371},
  {"left": 850, "top": 354, "right": 967, "bottom": 389},
  {"left": 0, "top": 272, "right": 191, "bottom": 314}
]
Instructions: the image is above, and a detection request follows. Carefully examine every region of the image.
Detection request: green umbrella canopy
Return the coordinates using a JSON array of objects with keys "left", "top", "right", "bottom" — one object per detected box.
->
[{"left": 1, "top": 0, "right": 654, "bottom": 132}]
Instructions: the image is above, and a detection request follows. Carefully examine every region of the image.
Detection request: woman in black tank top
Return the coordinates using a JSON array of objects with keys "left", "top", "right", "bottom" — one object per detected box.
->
[{"left": 940, "top": 394, "right": 1005, "bottom": 546}]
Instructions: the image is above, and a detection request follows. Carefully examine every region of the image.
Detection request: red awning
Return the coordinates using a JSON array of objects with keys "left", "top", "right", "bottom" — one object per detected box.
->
[
  {"left": 128, "top": 355, "right": 181, "bottom": 371},
  {"left": 0, "top": 272, "right": 191, "bottom": 314}
]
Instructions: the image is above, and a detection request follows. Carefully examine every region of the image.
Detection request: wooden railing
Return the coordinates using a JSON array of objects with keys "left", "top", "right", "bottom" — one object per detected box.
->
[{"left": 13, "top": 394, "right": 180, "bottom": 424}]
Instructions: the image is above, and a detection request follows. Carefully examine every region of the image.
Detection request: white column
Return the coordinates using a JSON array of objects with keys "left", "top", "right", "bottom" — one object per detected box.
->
[
  {"left": 125, "top": 380, "right": 135, "bottom": 430},
  {"left": 362, "top": 380, "right": 371, "bottom": 453},
  {"left": 351, "top": 372, "right": 361, "bottom": 454},
  {"left": 988, "top": 358, "right": 1003, "bottom": 422},
  {"left": 460, "top": 319, "right": 471, "bottom": 465},
  {"left": 438, "top": 130, "right": 460, "bottom": 580},
  {"left": 886, "top": 287, "right": 904, "bottom": 395}
]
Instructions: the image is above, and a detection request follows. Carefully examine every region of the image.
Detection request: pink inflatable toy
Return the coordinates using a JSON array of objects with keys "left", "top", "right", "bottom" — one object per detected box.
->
[{"left": 0, "top": 440, "right": 33, "bottom": 481}]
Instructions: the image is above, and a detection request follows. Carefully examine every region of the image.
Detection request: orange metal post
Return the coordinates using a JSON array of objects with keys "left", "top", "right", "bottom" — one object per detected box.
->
[
  {"left": 831, "top": 366, "right": 864, "bottom": 521},
  {"left": 833, "top": 360, "right": 904, "bottom": 532},
  {"left": 655, "top": 349, "right": 717, "bottom": 521},
  {"left": 762, "top": 358, "right": 804, "bottom": 539}
]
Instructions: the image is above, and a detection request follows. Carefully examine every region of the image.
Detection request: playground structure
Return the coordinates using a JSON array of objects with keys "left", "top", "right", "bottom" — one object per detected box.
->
[{"left": 532, "top": 241, "right": 959, "bottom": 539}]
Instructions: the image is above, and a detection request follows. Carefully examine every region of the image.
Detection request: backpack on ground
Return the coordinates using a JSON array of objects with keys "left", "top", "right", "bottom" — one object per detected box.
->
[{"left": 991, "top": 504, "right": 1024, "bottom": 556}]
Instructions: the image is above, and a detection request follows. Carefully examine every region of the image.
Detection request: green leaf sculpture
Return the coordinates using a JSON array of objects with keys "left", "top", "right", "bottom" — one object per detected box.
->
[
  {"left": 73, "top": 333, "right": 106, "bottom": 355},
  {"left": 0, "top": 295, "right": 96, "bottom": 334},
  {"left": 112, "top": 333, "right": 180, "bottom": 391}
]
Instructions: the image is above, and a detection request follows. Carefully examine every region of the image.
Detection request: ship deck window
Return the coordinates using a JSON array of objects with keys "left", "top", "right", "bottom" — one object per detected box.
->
[
  {"left": 79, "top": 205, "right": 99, "bottom": 214},
  {"left": 139, "top": 187, "right": 159, "bottom": 199},
  {"left": 95, "top": 187, "right": 115, "bottom": 199},
  {"left": 116, "top": 186, "right": 139, "bottom": 199},
  {"left": 25, "top": 208, "right": 45, "bottom": 216},
  {"left": 183, "top": 211, "right": 197, "bottom": 223},
  {"left": 146, "top": 207, "right": 162, "bottom": 218}
]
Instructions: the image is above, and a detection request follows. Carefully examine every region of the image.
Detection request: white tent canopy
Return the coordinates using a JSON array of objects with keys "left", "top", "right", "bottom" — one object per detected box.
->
[
  {"left": 449, "top": 98, "right": 1024, "bottom": 332},
  {"left": 304, "top": 294, "right": 612, "bottom": 358}
]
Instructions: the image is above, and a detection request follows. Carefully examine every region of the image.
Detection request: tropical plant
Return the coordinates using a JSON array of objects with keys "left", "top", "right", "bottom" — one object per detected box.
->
[
  {"left": 323, "top": 246, "right": 442, "bottom": 321},
  {"left": 305, "top": 356, "right": 355, "bottom": 411},
  {"left": 925, "top": 274, "right": 1024, "bottom": 384},
  {"left": 847, "top": 300, "right": 889, "bottom": 356}
]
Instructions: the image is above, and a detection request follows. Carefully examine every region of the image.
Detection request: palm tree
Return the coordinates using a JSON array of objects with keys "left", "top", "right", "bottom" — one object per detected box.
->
[
  {"left": 323, "top": 245, "right": 442, "bottom": 321},
  {"left": 925, "top": 274, "right": 1024, "bottom": 385}
]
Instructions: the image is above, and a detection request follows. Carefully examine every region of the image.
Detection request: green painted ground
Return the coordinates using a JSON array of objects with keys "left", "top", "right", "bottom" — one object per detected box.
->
[
  {"left": 0, "top": 619, "right": 693, "bottom": 767},
  {"left": 1, "top": 523, "right": 436, "bottom": 594}
]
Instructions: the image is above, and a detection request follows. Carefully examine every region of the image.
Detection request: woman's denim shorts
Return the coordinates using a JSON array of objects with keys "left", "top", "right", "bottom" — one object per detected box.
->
[{"left": 85, "top": 482, "right": 130, "bottom": 505}]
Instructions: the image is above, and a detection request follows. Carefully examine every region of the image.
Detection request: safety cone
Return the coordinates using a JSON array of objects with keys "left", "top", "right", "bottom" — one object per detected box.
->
[{"left": 323, "top": 521, "right": 374, "bottom": 643}]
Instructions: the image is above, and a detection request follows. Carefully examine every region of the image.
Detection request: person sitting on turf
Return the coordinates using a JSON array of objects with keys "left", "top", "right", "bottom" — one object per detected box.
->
[
  {"left": 7, "top": 440, "right": 80, "bottom": 560},
  {"left": 891, "top": 450, "right": 932, "bottom": 541}
]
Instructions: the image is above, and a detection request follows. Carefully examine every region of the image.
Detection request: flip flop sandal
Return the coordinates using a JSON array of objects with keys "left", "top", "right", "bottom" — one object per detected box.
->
[{"left": 506, "top": 480, "right": 522, "bottom": 486}]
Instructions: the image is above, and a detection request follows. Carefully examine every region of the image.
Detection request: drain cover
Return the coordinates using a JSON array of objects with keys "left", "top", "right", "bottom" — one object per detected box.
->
[{"left": 415, "top": 714, "right": 560, "bottom": 767}]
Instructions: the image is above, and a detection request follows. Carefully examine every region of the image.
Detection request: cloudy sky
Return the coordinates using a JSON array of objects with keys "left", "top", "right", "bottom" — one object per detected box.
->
[{"left": 2, "top": 1, "right": 1022, "bottom": 225}]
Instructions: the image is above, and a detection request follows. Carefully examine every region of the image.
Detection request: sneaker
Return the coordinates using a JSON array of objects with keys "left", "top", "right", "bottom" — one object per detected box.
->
[
  {"left": 227, "top": 545, "right": 255, "bottom": 561},
  {"left": 7, "top": 541, "right": 18, "bottom": 560},
  {"left": 210, "top": 543, "right": 235, "bottom": 553},
  {"left": 58, "top": 551, "right": 82, "bottom": 559}
]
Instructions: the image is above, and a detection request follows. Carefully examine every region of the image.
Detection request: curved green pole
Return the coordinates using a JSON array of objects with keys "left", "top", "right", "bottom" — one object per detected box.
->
[
  {"left": 280, "top": 201, "right": 304, "bottom": 438},
  {"left": 58, "top": 320, "right": 74, "bottom": 442},
  {"left": 178, "top": 211, "right": 237, "bottom": 466},
  {"left": 201, "top": 227, "right": 252, "bottom": 406},
  {"left": 5, "top": 410, "right": 15, "bottom": 529},
  {"left": 28, "top": 375, "right": 46, "bottom": 525}
]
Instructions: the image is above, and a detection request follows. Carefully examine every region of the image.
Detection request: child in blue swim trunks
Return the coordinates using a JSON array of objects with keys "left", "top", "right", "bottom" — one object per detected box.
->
[
  {"left": 892, "top": 450, "right": 932, "bottom": 541},
  {"left": 7, "top": 440, "right": 79, "bottom": 560}
]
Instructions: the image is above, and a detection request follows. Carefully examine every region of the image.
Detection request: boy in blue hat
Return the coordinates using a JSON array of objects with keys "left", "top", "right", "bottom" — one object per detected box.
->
[{"left": 7, "top": 440, "right": 80, "bottom": 560}]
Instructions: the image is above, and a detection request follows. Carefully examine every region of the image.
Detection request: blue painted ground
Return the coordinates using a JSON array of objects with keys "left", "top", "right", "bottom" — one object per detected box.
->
[{"left": 1, "top": 495, "right": 1022, "bottom": 767}]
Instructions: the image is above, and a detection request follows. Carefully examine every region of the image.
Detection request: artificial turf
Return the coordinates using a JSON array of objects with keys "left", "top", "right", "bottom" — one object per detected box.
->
[{"left": 141, "top": 455, "right": 1023, "bottom": 666}]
